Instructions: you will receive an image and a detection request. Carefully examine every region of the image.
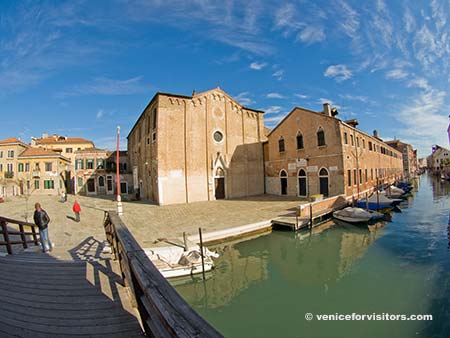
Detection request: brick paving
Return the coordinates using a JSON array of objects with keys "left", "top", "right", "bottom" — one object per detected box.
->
[{"left": 0, "top": 194, "right": 306, "bottom": 257}]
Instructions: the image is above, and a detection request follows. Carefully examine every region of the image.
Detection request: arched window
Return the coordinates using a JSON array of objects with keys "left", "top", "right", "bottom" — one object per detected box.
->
[
  {"left": 296, "top": 132, "right": 304, "bottom": 150},
  {"left": 280, "top": 169, "right": 288, "bottom": 195},
  {"left": 318, "top": 168, "right": 329, "bottom": 197},
  {"left": 215, "top": 167, "right": 224, "bottom": 177},
  {"left": 278, "top": 137, "right": 285, "bottom": 153},
  {"left": 317, "top": 128, "right": 326, "bottom": 146},
  {"left": 297, "top": 169, "right": 307, "bottom": 197}
]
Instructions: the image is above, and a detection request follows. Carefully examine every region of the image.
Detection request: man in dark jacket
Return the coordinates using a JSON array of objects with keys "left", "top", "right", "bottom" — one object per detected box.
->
[{"left": 33, "top": 202, "right": 53, "bottom": 253}]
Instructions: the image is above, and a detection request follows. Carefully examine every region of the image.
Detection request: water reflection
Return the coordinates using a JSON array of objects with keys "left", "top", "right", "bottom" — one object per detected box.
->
[
  {"left": 175, "top": 220, "right": 386, "bottom": 310},
  {"left": 430, "top": 175, "right": 450, "bottom": 199}
]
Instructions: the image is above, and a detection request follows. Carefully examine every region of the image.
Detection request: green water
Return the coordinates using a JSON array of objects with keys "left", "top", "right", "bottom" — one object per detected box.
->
[{"left": 173, "top": 174, "right": 450, "bottom": 338}]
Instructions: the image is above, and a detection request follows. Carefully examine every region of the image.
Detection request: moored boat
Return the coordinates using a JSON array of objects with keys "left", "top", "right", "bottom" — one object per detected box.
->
[
  {"left": 145, "top": 245, "right": 219, "bottom": 279},
  {"left": 333, "top": 207, "right": 382, "bottom": 224}
]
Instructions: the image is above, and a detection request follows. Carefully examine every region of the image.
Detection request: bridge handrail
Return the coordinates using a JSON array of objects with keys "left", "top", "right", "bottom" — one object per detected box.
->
[
  {"left": 103, "top": 211, "right": 224, "bottom": 338},
  {"left": 0, "top": 216, "right": 40, "bottom": 254}
]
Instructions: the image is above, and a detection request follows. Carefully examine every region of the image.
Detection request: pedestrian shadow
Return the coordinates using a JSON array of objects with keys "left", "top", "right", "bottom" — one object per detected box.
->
[{"left": 66, "top": 215, "right": 77, "bottom": 222}]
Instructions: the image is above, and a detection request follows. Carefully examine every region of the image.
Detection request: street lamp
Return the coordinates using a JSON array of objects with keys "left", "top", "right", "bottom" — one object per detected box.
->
[{"left": 116, "top": 126, "right": 123, "bottom": 216}]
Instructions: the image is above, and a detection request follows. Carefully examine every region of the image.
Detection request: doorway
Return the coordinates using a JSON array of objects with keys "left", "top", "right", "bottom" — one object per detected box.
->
[
  {"left": 280, "top": 170, "right": 288, "bottom": 195},
  {"left": 319, "top": 168, "right": 329, "bottom": 197},
  {"left": 215, "top": 177, "right": 225, "bottom": 199}
]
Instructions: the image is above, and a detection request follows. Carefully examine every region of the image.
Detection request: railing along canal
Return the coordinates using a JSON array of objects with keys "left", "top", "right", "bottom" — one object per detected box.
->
[
  {"left": 103, "top": 211, "right": 224, "bottom": 338},
  {"left": 0, "top": 216, "right": 40, "bottom": 254}
]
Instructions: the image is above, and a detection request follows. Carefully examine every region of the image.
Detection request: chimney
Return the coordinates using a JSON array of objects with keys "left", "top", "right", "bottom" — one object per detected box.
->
[
  {"left": 345, "top": 119, "right": 359, "bottom": 128},
  {"left": 42, "top": 132, "right": 48, "bottom": 139},
  {"left": 373, "top": 130, "right": 379, "bottom": 139},
  {"left": 192, "top": 89, "right": 197, "bottom": 96},
  {"left": 323, "top": 103, "right": 332, "bottom": 116}
]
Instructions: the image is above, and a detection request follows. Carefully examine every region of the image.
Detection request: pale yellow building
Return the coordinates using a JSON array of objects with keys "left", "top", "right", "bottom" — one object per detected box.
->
[
  {"left": 0, "top": 138, "right": 30, "bottom": 196},
  {"left": 128, "top": 87, "right": 266, "bottom": 205},
  {"left": 265, "top": 104, "right": 403, "bottom": 198},
  {"left": 16, "top": 148, "right": 70, "bottom": 196},
  {"left": 32, "top": 133, "right": 94, "bottom": 193}
]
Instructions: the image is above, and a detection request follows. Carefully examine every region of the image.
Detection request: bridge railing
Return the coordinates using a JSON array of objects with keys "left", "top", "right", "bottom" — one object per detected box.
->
[
  {"left": 103, "top": 211, "right": 224, "bottom": 338},
  {"left": 0, "top": 216, "right": 39, "bottom": 254}
]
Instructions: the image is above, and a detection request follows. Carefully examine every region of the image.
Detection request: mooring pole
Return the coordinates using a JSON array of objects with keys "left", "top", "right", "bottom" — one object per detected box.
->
[
  {"left": 198, "top": 227, "right": 206, "bottom": 280},
  {"left": 365, "top": 192, "right": 369, "bottom": 210},
  {"left": 309, "top": 203, "right": 313, "bottom": 229},
  {"left": 376, "top": 178, "right": 380, "bottom": 210},
  {"left": 183, "top": 232, "right": 188, "bottom": 252}
]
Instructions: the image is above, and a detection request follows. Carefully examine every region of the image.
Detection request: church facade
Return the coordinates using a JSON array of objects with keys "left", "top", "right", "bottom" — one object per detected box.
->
[{"left": 127, "top": 88, "right": 266, "bottom": 205}]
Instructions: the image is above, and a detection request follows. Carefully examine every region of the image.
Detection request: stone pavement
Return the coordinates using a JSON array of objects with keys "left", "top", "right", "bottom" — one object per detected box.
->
[{"left": 0, "top": 194, "right": 306, "bottom": 257}]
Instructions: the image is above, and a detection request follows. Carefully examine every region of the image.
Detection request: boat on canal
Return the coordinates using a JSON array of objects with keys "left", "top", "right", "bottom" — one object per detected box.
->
[
  {"left": 145, "top": 245, "right": 219, "bottom": 279},
  {"left": 354, "top": 193, "right": 401, "bottom": 211},
  {"left": 333, "top": 207, "right": 384, "bottom": 224}
]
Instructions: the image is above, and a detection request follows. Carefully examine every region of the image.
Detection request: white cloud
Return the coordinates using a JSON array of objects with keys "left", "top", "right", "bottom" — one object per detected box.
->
[
  {"left": 274, "top": 3, "right": 302, "bottom": 36},
  {"left": 266, "top": 92, "right": 284, "bottom": 99},
  {"left": 234, "top": 92, "right": 255, "bottom": 106},
  {"left": 324, "top": 64, "right": 352, "bottom": 82},
  {"left": 337, "top": 0, "right": 360, "bottom": 38},
  {"left": 250, "top": 62, "right": 266, "bottom": 70},
  {"left": 295, "top": 94, "right": 308, "bottom": 99},
  {"left": 385, "top": 69, "right": 408, "bottom": 80},
  {"left": 403, "top": 6, "right": 416, "bottom": 33},
  {"left": 264, "top": 106, "right": 282, "bottom": 114},
  {"left": 396, "top": 87, "right": 448, "bottom": 156},
  {"left": 58, "top": 76, "right": 149, "bottom": 97},
  {"left": 408, "top": 77, "right": 431, "bottom": 91},
  {"left": 339, "top": 94, "right": 369, "bottom": 103},
  {"left": 96, "top": 109, "right": 104, "bottom": 119},
  {"left": 272, "top": 69, "right": 284, "bottom": 81},
  {"left": 297, "top": 26, "right": 325, "bottom": 44}
]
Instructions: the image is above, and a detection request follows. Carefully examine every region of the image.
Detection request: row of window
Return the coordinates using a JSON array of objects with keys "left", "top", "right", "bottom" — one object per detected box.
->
[
  {"left": 6, "top": 162, "right": 54, "bottom": 173},
  {"left": 343, "top": 132, "right": 399, "bottom": 158},
  {"left": 75, "top": 158, "right": 105, "bottom": 170},
  {"left": 0, "top": 150, "right": 15, "bottom": 158},
  {"left": 278, "top": 129, "right": 325, "bottom": 153},
  {"left": 278, "top": 168, "right": 330, "bottom": 197},
  {"left": 27, "top": 179, "right": 56, "bottom": 190},
  {"left": 346, "top": 168, "right": 401, "bottom": 187}
]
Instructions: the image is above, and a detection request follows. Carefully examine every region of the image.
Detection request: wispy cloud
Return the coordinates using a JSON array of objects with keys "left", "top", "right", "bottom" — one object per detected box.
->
[
  {"left": 339, "top": 94, "right": 370, "bottom": 103},
  {"left": 58, "top": 76, "right": 149, "bottom": 97},
  {"left": 324, "top": 64, "right": 352, "bottom": 82},
  {"left": 264, "top": 106, "right": 282, "bottom": 114},
  {"left": 396, "top": 86, "right": 448, "bottom": 155},
  {"left": 250, "top": 62, "right": 267, "bottom": 70},
  {"left": 96, "top": 109, "right": 104, "bottom": 119},
  {"left": 274, "top": 3, "right": 302, "bottom": 36},
  {"left": 385, "top": 69, "right": 408, "bottom": 80},
  {"left": 266, "top": 92, "right": 284, "bottom": 99},
  {"left": 297, "top": 26, "right": 325, "bottom": 44},
  {"left": 295, "top": 94, "right": 308, "bottom": 99},
  {"left": 234, "top": 92, "right": 255, "bottom": 106},
  {"left": 272, "top": 69, "right": 284, "bottom": 81}
]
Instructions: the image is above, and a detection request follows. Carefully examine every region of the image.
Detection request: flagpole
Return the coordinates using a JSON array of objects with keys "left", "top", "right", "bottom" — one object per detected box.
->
[{"left": 116, "top": 126, "right": 123, "bottom": 216}]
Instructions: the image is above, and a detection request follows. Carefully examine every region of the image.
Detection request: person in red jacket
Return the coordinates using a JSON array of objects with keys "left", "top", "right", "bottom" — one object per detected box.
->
[{"left": 73, "top": 200, "right": 81, "bottom": 222}]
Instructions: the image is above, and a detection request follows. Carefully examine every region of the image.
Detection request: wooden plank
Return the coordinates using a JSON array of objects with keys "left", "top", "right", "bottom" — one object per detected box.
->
[
  {"left": 0, "top": 216, "right": 36, "bottom": 227},
  {"left": 1, "top": 221, "right": 12, "bottom": 254}
]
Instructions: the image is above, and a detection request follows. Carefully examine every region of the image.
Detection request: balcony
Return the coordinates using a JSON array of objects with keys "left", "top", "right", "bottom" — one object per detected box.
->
[
  {"left": 4, "top": 171, "right": 14, "bottom": 179},
  {"left": 32, "top": 171, "right": 40, "bottom": 178}
]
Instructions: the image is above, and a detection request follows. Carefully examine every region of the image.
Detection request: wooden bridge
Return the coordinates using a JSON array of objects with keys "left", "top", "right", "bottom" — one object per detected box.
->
[{"left": 0, "top": 213, "right": 223, "bottom": 338}]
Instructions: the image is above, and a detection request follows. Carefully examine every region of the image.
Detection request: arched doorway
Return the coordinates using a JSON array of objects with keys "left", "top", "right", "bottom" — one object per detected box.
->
[
  {"left": 298, "top": 169, "right": 307, "bottom": 197},
  {"left": 280, "top": 170, "right": 288, "bottom": 195},
  {"left": 319, "top": 168, "right": 329, "bottom": 197},
  {"left": 214, "top": 167, "right": 225, "bottom": 199}
]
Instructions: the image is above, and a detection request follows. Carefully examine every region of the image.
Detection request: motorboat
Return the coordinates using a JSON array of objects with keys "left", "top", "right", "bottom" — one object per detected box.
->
[
  {"left": 145, "top": 244, "right": 219, "bottom": 279},
  {"left": 333, "top": 207, "right": 383, "bottom": 224},
  {"left": 354, "top": 193, "right": 401, "bottom": 210},
  {"left": 383, "top": 185, "right": 406, "bottom": 198}
]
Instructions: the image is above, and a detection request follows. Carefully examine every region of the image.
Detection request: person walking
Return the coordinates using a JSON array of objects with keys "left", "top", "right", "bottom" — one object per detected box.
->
[
  {"left": 33, "top": 202, "right": 53, "bottom": 253},
  {"left": 73, "top": 200, "right": 81, "bottom": 222}
]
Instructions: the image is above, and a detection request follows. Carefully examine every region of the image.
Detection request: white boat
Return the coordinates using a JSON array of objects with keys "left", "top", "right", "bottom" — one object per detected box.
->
[
  {"left": 368, "top": 192, "right": 403, "bottom": 206},
  {"left": 333, "top": 207, "right": 382, "bottom": 224},
  {"left": 382, "top": 185, "right": 405, "bottom": 198},
  {"left": 145, "top": 245, "right": 219, "bottom": 279}
]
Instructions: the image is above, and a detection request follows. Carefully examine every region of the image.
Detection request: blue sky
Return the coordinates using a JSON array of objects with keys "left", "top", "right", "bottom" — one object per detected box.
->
[{"left": 0, "top": 0, "right": 449, "bottom": 157}]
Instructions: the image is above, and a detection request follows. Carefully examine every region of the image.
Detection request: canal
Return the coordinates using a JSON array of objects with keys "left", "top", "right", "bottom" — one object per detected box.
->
[{"left": 173, "top": 174, "right": 450, "bottom": 338}]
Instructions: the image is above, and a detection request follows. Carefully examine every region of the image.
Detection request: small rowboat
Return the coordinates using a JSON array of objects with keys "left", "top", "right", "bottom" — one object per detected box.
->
[{"left": 333, "top": 207, "right": 383, "bottom": 224}]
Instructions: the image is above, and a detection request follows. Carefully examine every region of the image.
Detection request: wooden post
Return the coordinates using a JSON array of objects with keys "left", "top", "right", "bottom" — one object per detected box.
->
[
  {"left": 295, "top": 206, "right": 299, "bottom": 231},
  {"left": 309, "top": 203, "right": 313, "bottom": 229},
  {"left": 376, "top": 178, "right": 380, "bottom": 210},
  {"left": 19, "top": 224, "right": 27, "bottom": 249},
  {"left": 198, "top": 228, "right": 206, "bottom": 281},
  {"left": 352, "top": 195, "right": 355, "bottom": 207},
  {"left": 183, "top": 232, "right": 188, "bottom": 251},
  {"left": 1, "top": 221, "right": 12, "bottom": 255},
  {"left": 365, "top": 192, "right": 369, "bottom": 211},
  {"left": 31, "top": 226, "right": 38, "bottom": 245}
]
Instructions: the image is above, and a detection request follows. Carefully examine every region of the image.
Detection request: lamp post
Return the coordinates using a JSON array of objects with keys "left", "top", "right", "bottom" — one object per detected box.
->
[{"left": 116, "top": 126, "right": 123, "bottom": 216}]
